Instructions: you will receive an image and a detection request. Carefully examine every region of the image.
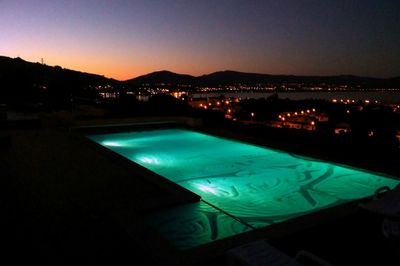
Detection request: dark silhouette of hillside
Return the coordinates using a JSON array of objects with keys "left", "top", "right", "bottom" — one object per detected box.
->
[
  {"left": 0, "top": 56, "right": 120, "bottom": 109},
  {"left": 197, "top": 71, "right": 400, "bottom": 87},
  {"left": 198, "top": 70, "right": 273, "bottom": 85},
  {"left": 126, "top": 69, "right": 400, "bottom": 88},
  {"left": 125, "top": 70, "right": 196, "bottom": 85}
]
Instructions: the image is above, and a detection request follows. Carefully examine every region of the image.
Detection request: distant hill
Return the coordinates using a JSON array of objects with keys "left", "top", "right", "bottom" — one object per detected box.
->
[
  {"left": 198, "top": 70, "right": 273, "bottom": 84},
  {"left": 125, "top": 70, "right": 196, "bottom": 85},
  {"left": 0, "top": 55, "right": 118, "bottom": 86},
  {"left": 0, "top": 55, "right": 120, "bottom": 106},
  {"left": 125, "top": 69, "right": 400, "bottom": 88},
  {"left": 197, "top": 70, "right": 400, "bottom": 87}
]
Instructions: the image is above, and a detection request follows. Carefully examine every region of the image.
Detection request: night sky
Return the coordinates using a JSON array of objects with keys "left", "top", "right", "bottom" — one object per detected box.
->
[{"left": 1, "top": 0, "right": 399, "bottom": 80}]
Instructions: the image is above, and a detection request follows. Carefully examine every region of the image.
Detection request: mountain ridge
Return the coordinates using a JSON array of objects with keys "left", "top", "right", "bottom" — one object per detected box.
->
[
  {"left": 127, "top": 69, "right": 400, "bottom": 87},
  {"left": 125, "top": 70, "right": 196, "bottom": 85},
  {"left": 1, "top": 55, "right": 399, "bottom": 87}
]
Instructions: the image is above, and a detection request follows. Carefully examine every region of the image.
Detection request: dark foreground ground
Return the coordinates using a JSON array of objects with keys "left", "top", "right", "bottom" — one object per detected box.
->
[{"left": 1, "top": 116, "right": 399, "bottom": 265}]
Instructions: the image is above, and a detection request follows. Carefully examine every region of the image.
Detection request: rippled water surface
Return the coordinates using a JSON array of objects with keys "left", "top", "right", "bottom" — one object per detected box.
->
[{"left": 89, "top": 129, "right": 399, "bottom": 249}]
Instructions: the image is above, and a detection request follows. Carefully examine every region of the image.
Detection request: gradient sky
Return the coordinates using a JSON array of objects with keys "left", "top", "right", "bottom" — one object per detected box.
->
[{"left": 1, "top": 0, "right": 399, "bottom": 80}]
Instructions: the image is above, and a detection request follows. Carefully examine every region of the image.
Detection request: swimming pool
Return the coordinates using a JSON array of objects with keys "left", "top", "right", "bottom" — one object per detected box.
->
[{"left": 88, "top": 128, "right": 399, "bottom": 249}]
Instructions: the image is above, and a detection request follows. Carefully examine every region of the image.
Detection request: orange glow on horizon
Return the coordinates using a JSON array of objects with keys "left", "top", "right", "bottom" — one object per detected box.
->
[{"left": 3, "top": 51, "right": 214, "bottom": 81}]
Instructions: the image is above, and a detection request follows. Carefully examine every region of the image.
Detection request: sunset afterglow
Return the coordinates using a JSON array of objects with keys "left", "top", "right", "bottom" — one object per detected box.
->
[{"left": 1, "top": 0, "right": 399, "bottom": 80}]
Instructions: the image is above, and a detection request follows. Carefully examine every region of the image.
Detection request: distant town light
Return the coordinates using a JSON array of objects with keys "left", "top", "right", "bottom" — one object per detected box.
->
[{"left": 251, "top": 112, "right": 255, "bottom": 117}]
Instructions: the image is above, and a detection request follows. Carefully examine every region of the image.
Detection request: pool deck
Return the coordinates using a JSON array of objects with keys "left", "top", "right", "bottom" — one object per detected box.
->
[{"left": 2, "top": 116, "right": 400, "bottom": 265}]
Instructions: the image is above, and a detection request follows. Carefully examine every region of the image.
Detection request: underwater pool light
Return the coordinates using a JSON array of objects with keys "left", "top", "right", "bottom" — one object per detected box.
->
[
  {"left": 197, "top": 184, "right": 217, "bottom": 195},
  {"left": 102, "top": 141, "right": 123, "bottom": 147},
  {"left": 139, "top": 156, "right": 160, "bottom": 164}
]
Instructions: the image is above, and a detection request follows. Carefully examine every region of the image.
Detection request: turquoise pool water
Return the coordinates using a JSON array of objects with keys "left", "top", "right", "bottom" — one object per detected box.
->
[{"left": 88, "top": 128, "right": 399, "bottom": 249}]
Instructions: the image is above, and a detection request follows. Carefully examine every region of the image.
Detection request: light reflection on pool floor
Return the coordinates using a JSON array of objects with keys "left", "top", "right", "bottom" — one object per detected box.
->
[{"left": 89, "top": 129, "right": 399, "bottom": 249}]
